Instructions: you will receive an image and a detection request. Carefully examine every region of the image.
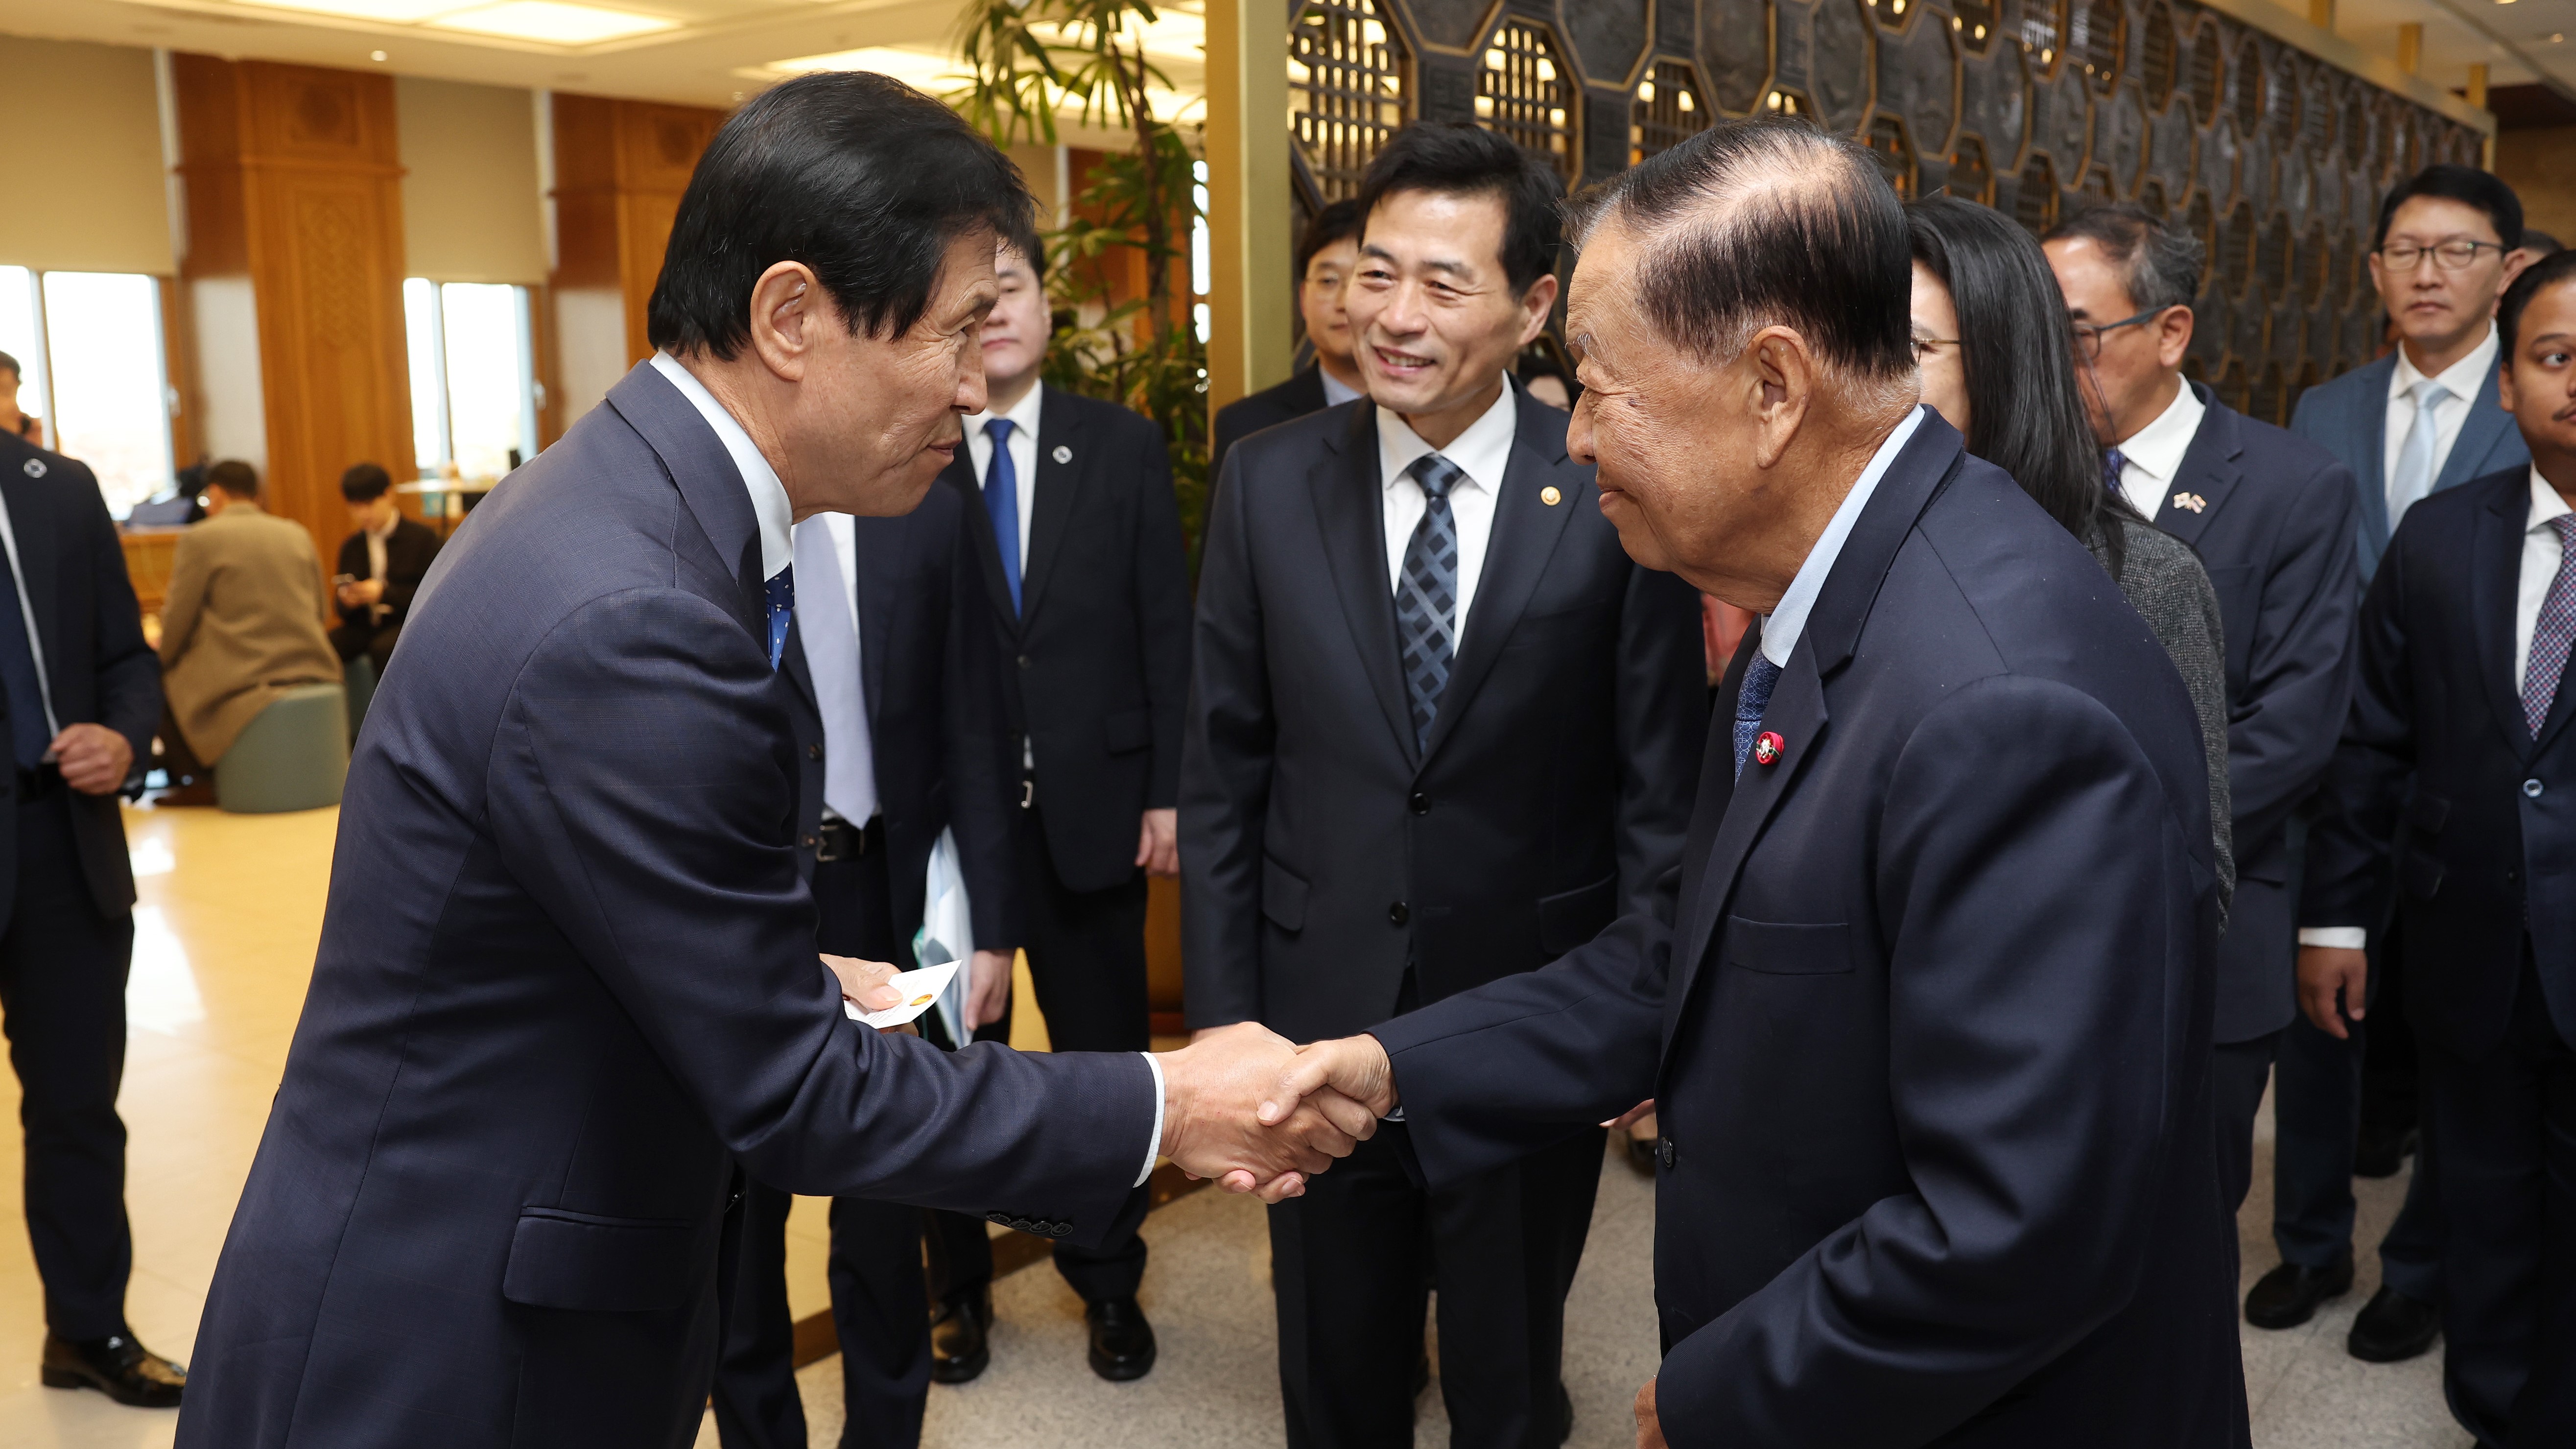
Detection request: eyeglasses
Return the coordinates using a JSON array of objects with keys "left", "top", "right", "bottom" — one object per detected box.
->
[
  {"left": 2072, "top": 307, "right": 2167, "bottom": 361},
  {"left": 2376, "top": 240, "right": 2507, "bottom": 272},
  {"left": 1911, "top": 333, "right": 1960, "bottom": 360}
]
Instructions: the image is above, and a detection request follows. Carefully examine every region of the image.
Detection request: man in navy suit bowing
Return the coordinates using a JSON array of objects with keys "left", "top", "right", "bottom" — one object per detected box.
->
[
  {"left": 1272, "top": 117, "right": 2244, "bottom": 1448},
  {"left": 177, "top": 73, "right": 1366, "bottom": 1449}
]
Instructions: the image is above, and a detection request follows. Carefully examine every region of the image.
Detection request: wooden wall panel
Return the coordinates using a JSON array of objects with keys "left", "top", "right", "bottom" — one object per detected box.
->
[
  {"left": 550, "top": 93, "right": 725, "bottom": 372},
  {"left": 174, "top": 54, "right": 414, "bottom": 558}
]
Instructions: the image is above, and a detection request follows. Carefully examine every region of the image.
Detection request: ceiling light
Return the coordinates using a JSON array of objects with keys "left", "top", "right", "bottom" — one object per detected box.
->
[
  {"left": 235, "top": 0, "right": 456, "bottom": 23},
  {"left": 370, "top": 48, "right": 386, "bottom": 59},
  {"left": 429, "top": 1, "right": 675, "bottom": 42},
  {"left": 765, "top": 45, "right": 957, "bottom": 88}
]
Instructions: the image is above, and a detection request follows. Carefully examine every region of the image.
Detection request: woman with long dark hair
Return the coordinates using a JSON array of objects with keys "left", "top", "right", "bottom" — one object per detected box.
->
[{"left": 1906, "top": 194, "right": 2235, "bottom": 919}]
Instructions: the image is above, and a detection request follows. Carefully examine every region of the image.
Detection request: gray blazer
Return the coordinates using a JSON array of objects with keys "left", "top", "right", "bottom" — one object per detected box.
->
[
  {"left": 2289, "top": 349, "right": 2529, "bottom": 580},
  {"left": 2094, "top": 518, "right": 2236, "bottom": 926}
]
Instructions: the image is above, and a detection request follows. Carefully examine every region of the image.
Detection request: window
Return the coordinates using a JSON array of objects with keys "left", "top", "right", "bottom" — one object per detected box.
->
[
  {"left": 1289, "top": 0, "right": 1411, "bottom": 203},
  {"left": 404, "top": 279, "right": 538, "bottom": 484},
  {"left": 0, "top": 267, "right": 175, "bottom": 520}
]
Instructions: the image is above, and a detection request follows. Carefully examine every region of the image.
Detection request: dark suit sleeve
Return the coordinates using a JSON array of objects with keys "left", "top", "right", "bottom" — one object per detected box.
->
[
  {"left": 1611, "top": 563, "right": 1711, "bottom": 915},
  {"left": 943, "top": 505, "right": 1023, "bottom": 948},
  {"left": 71, "top": 469, "right": 160, "bottom": 760},
  {"left": 1179, "top": 446, "right": 1273, "bottom": 1030},
  {"left": 485, "top": 587, "right": 1154, "bottom": 1240},
  {"left": 382, "top": 525, "right": 440, "bottom": 621},
  {"left": 334, "top": 534, "right": 367, "bottom": 626},
  {"left": 2301, "top": 535, "right": 2413, "bottom": 931},
  {"left": 1131, "top": 417, "right": 1193, "bottom": 812},
  {"left": 2225, "top": 456, "right": 2361, "bottom": 849}
]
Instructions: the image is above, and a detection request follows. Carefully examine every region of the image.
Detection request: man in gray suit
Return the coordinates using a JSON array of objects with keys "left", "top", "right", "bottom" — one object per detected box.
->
[{"left": 2275, "top": 163, "right": 2535, "bottom": 1363}]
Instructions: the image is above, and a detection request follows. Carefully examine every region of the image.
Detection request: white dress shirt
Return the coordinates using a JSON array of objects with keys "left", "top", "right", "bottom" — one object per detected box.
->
[
  {"left": 1377, "top": 382, "right": 1517, "bottom": 648},
  {"left": 964, "top": 380, "right": 1045, "bottom": 576},
  {"left": 654, "top": 353, "right": 1161, "bottom": 1181},
  {"left": 2113, "top": 380, "right": 2208, "bottom": 522},
  {"left": 362, "top": 510, "right": 400, "bottom": 622},
  {"left": 798, "top": 510, "right": 874, "bottom": 824},
  {"left": 2384, "top": 324, "right": 2500, "bottom": 520},
  {"left": 2301, "top": 466, "right": 2576, "bottom": 953},
  {"left": 1761, "top": 406, "right": 1929, "bottom": 669},
  {"left": 1321, "top": 369, "right": 1364, "bottom": 407},
  {"left": 650, "top": 352, "right": 793, "bottom": 581}
]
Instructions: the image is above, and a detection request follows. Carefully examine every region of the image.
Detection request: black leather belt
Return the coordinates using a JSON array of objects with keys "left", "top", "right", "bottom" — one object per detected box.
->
[{"left": 815, "top": 815, "right": 881, "bottom": 863}]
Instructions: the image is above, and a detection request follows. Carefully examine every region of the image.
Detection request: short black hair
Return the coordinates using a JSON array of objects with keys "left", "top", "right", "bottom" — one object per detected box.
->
[
  {"left": 1570, "top": 114, "right": 1913, "bottom": 383},
  {"left": 340, "top": 462, "right": 393, "bottom": 502},
  {"left": 1297, "top": 199, "right": 1366, "bottom": 281},
  {"left": 2374, "top": 163, "right": 2523, "bottom": 252},
  {"left": 206, "top": 459, "right": 260, "bottom": 499},
  {"left": 1910, "top": 195, "right": 2141, "bottom": 570},
  {"left": 2044, "top": 202, "right": 2205, "bottom": 312},
  {"left": 1353, "top": 122, "right": 1564, "bottom": 295},
  {"left": 2520, "top": 229, "right": 2563, "bottom": 258},
  {"left": 2500, "top": 247, "right": 2576, "bottom": 359},
  {"left": 994, "top": 198, "right": 1046, "bottom": 285},
  {"left": 647, "top": 72, "right": 1038, "bottom": 359},
  {"left": 0, "top": 350, "right": 17, "bottom": 381}
]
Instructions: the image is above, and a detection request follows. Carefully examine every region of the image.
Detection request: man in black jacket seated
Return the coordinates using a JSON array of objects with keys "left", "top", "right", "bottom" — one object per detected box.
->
[
  {"left": 328, "top": 461, "right": 441, "bottom": 672},
  {"left": 1270, "top": 116, "right": 2244, "bottom": 1449},
  {"left": 1208, "top": 197, "right": 1368, "bottom": 486},
  {"left": 2297, "top": 248, "right": 2576, "bottom": 1447}
]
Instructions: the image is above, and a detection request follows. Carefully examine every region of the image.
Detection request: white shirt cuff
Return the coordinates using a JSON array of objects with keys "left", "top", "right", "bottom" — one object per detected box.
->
[
  {"left": 1136, "top": 1052, "right": 1165, "bottom": 1188},
  {"left": 2299, "top": 927, "right": 2367, "bottom": 950}
]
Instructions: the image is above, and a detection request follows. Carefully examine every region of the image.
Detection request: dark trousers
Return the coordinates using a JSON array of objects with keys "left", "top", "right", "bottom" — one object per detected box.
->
[
  {"left": 2425, "top": 955, "right": 2576, "bottom": 1448},
  {"left": 1268, "top": 1122, "right": 1605, "bottom": 1449},
  {"left": 0, "top": 789, "right": 135, "bottom": 1339},
  {"left": 2214, "top": 1030, "right": 2279, "bottom": 1218},
  {"left": 328, "top": 619, "right": 400, "bottom": 672},
  {"left": 1016, "top": 800, "right": 1150, "bottom": 1303},
  {"left": 2271, "top": 930, "right": 2443, "bottom": 1298},
  {"left": 712, "top": 834, "right": 986, "bottom": 1449}
]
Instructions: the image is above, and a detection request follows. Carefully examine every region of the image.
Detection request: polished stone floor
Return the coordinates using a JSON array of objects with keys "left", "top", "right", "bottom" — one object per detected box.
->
[{"left": 0, "top": 802, "right": 2470, "bottom": 1446}]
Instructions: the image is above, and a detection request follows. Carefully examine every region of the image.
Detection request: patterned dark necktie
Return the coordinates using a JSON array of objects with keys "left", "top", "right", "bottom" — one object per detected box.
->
[
  {"left": 762, "top": 565, "right": 794, "bottom": 671},
  {"left": 2102, "top": 447, "right": 2127, "bottom": 505},
  {"left": 1395, "top": 453, "right": 1464, "bottom": 752},
  {"left": 1733, "top": 649, "right": 1781, "bottom": 779},
  {"left": 2523, "top": 515, "right": 2576, "bottom": 736}
]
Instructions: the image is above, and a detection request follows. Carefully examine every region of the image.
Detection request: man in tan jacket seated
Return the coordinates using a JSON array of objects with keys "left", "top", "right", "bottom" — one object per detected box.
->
[{"left": 157, "top": 460, "right": 340, "bottom": 794}]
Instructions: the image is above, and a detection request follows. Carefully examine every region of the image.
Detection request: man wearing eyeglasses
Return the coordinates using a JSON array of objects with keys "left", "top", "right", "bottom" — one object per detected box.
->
[{"left": 2044, "top": 201, "right": 2363, "bottom": 1334}]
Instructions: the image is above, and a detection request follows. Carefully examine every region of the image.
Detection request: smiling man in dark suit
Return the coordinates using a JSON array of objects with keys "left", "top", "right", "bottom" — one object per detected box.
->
[
  {"left": 1184, "top": 123, "right": 1707, "bottom": 1448},
  {"left": 937, "top": 225, "right": 1194, "bottom": 1382},
  {"left": 1274, "top": 116, "right": 2243, "bottom": 1449},
  {"left": 2043, "top": 204, "right": 2379, "bottom": 1345}
]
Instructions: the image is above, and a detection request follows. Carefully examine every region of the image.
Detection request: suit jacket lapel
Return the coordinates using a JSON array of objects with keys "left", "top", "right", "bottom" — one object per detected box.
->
[
  {"left": 2153, "top": 386, "right": 2245, "bottom": 549},
  {"left": 2355, "top": 357, "right": 2394, "bottom": 558},
  {"left": 0, "top": 470, "right": 58, "bottom": 680},
  {"left": 1421, "top": 392, "right": 1581, "bottom": 762},
  {"left": 606, "top": 362, "right": 765, "bottom": 639},
  {"left": 1018, "top": 389, "right": 1088, "bottom": 626},
  {"left": 944, "top": 456, "right": 1021, "bottom": 641},
  {"left": 2438, "top": 356, "right": 2515, "bottom": 494},
  {"left": 2470, "top": 481, "right": 2529, "bottom": 756},
  {"left": 1311, "top": 405, "right": 1418, "bottom": 764}
]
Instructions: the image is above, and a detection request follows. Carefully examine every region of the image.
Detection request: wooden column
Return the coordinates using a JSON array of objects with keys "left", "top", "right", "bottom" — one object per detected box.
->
[
  {"left": 549, "top": 95, "right": 725, "bottom": 376},
  {"left": 1203, "top": 0, "right": 1295, "bottom": 416},
  {"left": 2396, "top": 23, "right": 2423, "bottom": 77},
  {"left": 172, "top": 54, "right": 414, "bottom": 556}
]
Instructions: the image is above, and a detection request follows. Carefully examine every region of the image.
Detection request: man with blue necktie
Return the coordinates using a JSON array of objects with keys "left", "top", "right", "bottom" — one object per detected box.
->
[
  {"left": 937, "top": 225, "right": 1194, "bottom": 1382},
  {"left": 2272, "top": 163, "right": 2536, "bottom": 1361}
]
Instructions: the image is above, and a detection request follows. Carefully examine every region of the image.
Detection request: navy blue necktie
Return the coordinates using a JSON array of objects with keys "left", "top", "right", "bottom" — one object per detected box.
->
[
  {"left": 983, "top": 418, "right": 1022, "bottom": 616},
  {"left": 1395, "top": 454, "right": 1464, "bottom": 752},
  {"left": 2102, "top": 447, "right": 2127, "bottom": 505},
  {"left": 762, "top": 565, "right": 794, "bottom": 671},
  {"left": 0, "top": 542, "right": 51, "bottom": 768},
  {"left": 1733, "top": 649, "right": 1781, "bottom": 779}
]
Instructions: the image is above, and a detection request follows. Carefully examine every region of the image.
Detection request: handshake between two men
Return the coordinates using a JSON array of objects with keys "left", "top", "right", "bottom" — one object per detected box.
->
[{"left": 828, "top": 955, "right": 1398, "bottom": 1202}]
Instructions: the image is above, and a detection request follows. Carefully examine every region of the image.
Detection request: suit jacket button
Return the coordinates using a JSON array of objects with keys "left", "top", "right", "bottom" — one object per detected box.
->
[
  {"left": 1017, "top": 654, "right": 1032, "bottom": 670},
  {"left": 2526, "top": 779, "right": 2545, "bottom": 798},
  {"left": 1658, "top": 1140, "right": 1677, "bottom": 1170},
  {"left": 985, "top": 1211, "right": 1009, "bottom": 1226},
  {"left": 1388, "top": 902, "right": 1409, "bottom": 926},
  {"left": 1408, "top": 791, "right": 1429, "bottom": 815},
  {"left": 808, "top": 743, "right": 824, "bottom": 760},
  {"left": 1052, "top": 1223, "right": 1072, "bottom": 1238},
  {"left": 802, "top": 834, "right": 818, "bottom": 848}
]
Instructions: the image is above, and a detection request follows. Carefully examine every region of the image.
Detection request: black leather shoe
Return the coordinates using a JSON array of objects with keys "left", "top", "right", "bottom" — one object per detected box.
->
[
  {"left": 2353, "top": 1126, "right": 2419, "bottom": 1179},
  {"left": 929, "top": 1288, "right": 992, "bottom": 1384},
  {"left": 2244, "top": 1256, "right": 2354, "bottom": 1329},
  {"left": 41, "top": 1331, "right": 185, "bottom": 1407},
  {"left": 2348, "top": 1285, "right": 2440, "bottom": 1362},
  {"left": 1555, "top": 1378, "right": 1575, "bottom": 1445},
  {"left": 1085, "top": 1297, "right": 1156, "bottom": 1381}
]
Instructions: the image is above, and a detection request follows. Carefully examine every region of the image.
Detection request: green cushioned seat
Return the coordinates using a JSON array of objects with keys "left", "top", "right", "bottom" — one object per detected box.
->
[
  {"left": 216, "top": 683, "right": 350, "bottom": 814},
  {"left": 344, "top": 655, "right": 379, "bottom": 741}
]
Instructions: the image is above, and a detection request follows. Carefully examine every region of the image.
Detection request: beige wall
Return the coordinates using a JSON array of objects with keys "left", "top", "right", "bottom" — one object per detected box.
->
[
  {"left": 0, "top": 36, "right": 172, "bottom": 275},
  {"left": 397, "top": 76, "right": 545, "bottom": 285},
  {"left": 2498, "top": 128, "right": 2576, "bottom": 251}
]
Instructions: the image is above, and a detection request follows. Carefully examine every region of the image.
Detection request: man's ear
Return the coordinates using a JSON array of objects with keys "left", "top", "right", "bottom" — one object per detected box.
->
[
  {"left": 2498, "top": 362, "right": 2518, "bottom": 414},
  {"left": 1747, "top": 326, "right": 1813, "bottom": 470},
  {"left": 745, "top": 261, "right": 824, "bottom": 382},
  {"left": 1517, "top": 274, "right": 1562, "bottom": 345},
  {"left": 2157, "top": 305, "right": 2196, "bottom": 372}
]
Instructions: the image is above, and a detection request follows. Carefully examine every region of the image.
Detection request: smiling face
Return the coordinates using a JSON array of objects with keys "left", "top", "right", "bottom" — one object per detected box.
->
[
  {"left": 1342, "top": 187, "right": 1556, "bottom": 445},
  {"left": 2501, "top": 272, "right": 2576, "bottom": 492},
  {"left": 782, "top": 228, "right": 998, "bottom": 517},
  {"left": 2371, "top": 196, "right": 2516, "bottom": 368}
]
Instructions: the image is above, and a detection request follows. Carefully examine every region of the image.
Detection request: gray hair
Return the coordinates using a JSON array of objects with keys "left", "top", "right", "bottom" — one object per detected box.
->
[{"left": 2044, "top": 203, "right": 2203, "bottom": 313}]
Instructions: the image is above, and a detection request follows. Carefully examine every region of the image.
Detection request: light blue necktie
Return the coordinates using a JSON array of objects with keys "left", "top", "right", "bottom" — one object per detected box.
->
[
  {"left": 792, "top": 518, "right": 878, "bottom": 823},
  {"left": 762, "top": 566, "right": 794, "bottom": 671},
  {"left": 2387, "top": 377, "right": 2452, "bottom": 533},
  {"left": 1734, "top": 649, "right": 1782, "bottom": 779},
  {"left": 983, "top": 418, "right": 1022, "bottom": 615}
]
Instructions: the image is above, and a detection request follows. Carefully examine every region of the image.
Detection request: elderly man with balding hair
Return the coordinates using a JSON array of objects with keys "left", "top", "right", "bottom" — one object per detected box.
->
[{"left": 1269, "top": 117, "right": 2246, "bottom": 1447}]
